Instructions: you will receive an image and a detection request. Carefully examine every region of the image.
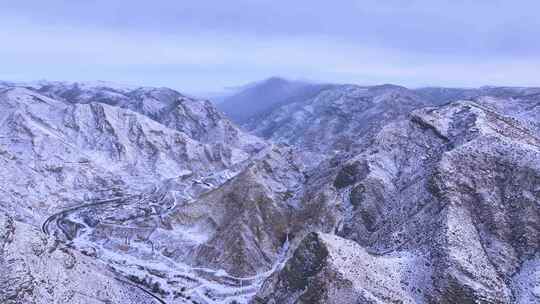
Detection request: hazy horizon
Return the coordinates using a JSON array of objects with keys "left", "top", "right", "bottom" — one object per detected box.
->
[{"left": 2, "top": 1, "right": 540, "bottom": 92}]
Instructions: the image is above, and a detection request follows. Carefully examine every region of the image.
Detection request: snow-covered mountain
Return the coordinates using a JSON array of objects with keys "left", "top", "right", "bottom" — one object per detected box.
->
[
  {"left": 0, "top": 81, "right": 268, "bottom": 303},
  {"left": 245, "top": 84, "right": 431, "bottom": 155},
  {"left": 415, "top": 86, "right": 540, "bottom": 105},
  {"left": 1, "top": 80, "right": 540, "bottom": 304},
  {"left": 0, "top": 83, "right": 264, "bottom": 225},
  {"left": 216, "top": 77, "right": 333, "bottom": 124},
  {"left": 253, "top": 94, "right": 540, "bottom": 304}
]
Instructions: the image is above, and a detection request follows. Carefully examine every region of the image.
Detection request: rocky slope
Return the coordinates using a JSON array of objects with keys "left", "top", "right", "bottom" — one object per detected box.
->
[
  {"left": 245, "top": 84, "right": 432, "bottom": 155},
  {"left": 34, "top": 81, "right": 263, "bottom": 152},
  {"left": 253, "top": 95, "right": 540, "bottom": 303},
  {"left": 247, "top": 84, "right": 540, "bottom": 156},
  {"left": 1, "top": 80, "right": 540, "bottom": 304},
  {"left": 253, "top": 232, "right": 431, "bottom": 304},
  {"left": 0, "top": 83, "right": 263, "bottom": 225},
  {"left": 0, "top": 81, "right": 270, "bottom": 303}
]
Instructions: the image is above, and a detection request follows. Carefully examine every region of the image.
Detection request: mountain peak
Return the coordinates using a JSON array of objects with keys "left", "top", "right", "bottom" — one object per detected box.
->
[
  {"left": 264, "top": 76, "right": 289, "bottom": 83},
  {"left": 216, "top": 77, "right": 332, "bottom": 123}
]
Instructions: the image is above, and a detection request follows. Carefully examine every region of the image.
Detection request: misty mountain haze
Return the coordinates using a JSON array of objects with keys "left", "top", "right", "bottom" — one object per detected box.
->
[
  {"left": 216, "top": 77, "right": 333, "bottom": 124},
  {"left": 2, "top": 1, "right": 540, "bottom": 304}
]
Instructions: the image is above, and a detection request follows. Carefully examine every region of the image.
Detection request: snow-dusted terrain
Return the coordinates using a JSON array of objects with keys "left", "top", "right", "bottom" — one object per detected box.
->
[
  {"left": 1, "top": 80, "right": 540, "bottom": 304},
  {"left": 0, "top": 81, "right": 269, "bottom": 303},
  {"left": 244, "top": 84, "right": 431, "bottom": 155}
]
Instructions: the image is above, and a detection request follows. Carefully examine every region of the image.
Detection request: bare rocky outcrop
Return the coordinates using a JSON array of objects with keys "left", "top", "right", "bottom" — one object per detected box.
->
[
  {"left": 253, "top": 232, "right": 431, "bottom": 304},
  {"left": 254, "top": 96, "right": 540, "bottom": 303},
  {"left": 168, "top": 146, "right": 308, "bottom": 276}
]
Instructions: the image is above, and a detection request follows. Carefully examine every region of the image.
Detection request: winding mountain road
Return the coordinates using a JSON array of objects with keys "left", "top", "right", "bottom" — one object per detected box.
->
[
  {"left": 40, "top": 188, "right": 282, "bottom": 304},
  {"left": 41, "top": 196, "right": 139, "bottom": 235},
  {"left": 41, "top": 194, "right": 168, "bottom": 304}
]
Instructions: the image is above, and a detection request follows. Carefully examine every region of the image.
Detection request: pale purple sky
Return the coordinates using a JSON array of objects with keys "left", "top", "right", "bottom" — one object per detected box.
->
[{"left": 1, "top": 0, "right": 539, "bottom": 92}]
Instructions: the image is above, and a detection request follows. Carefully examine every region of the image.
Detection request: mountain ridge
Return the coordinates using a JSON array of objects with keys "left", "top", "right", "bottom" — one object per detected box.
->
[{"left": 1, "top": 79, "right": 540, "bottom": 304}]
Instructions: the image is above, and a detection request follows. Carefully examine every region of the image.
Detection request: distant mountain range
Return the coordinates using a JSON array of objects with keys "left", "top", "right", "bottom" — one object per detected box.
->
[
  {"left": 216, "top": 77, "right": 334, "bottom": 124},
  {"left": 1, "top": 79, "right": 540, "bottom": 304}
]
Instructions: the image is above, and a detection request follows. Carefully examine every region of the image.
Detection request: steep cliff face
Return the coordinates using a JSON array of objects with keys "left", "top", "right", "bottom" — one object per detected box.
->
[
  {"left": 254, "top": 96, "right": 540, "bottom": 303},
  {"left": 0, "top": 85, "right": 263, "bottom": 226},
  {"left": 35, "top": 81, "right": 265, "bottom": 152},
  {"left": 171, "top": 146, "right": 307, "bottom": 276},
  {"left": 253, "top": 232, "right": 432, "bottom": 304},
  {"left": 0, "top": 82, "right": 270, "bottom": 303}
]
